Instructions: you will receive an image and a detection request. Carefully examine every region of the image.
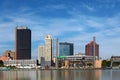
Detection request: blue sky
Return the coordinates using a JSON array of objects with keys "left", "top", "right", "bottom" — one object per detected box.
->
[{"left": 0, "top": 0, "right": 120, "bottom": 59}]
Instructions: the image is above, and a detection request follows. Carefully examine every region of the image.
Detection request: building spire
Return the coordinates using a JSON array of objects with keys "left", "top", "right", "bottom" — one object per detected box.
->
[{"left": 93, "top": 36, "right": 96, "bottom": 68}]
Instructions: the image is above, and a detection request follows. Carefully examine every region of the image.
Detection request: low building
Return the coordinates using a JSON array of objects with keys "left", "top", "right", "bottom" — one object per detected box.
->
[
  {"left": 110, "top": 56, "right": 120, "bottom": 68},
  {"left": 111, "top": 56, "right": 120, "bottom": 61},
  {"left": 4, "top": 50, "right": 15, "bottom": 60},
  {"left": 95, "top": 60, "right": 102, "bottom": 68},
  {"left": 3, "top": 60, "right": 37, "bottom": 68},
  {"left": 56, "top": 55, "right": 101, "bottom": 68},
  {"left": 0, "top": 56, "right": 9, "bottom": 61},
  {"left": 75, "top": 52, "right": 85, "bottom": 56}
]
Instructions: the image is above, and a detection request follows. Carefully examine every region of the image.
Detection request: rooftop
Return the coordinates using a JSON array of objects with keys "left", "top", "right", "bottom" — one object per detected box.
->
[{"left": 0, "top": 56, "right": 8, "bottom": 61}]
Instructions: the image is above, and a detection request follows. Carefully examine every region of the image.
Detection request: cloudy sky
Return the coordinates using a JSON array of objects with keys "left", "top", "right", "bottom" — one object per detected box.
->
[{"left": 0, "top": 0, "right": 120, "bottom": 59}]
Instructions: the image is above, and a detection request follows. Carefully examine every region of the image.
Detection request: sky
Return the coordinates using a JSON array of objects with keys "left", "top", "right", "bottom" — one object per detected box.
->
[{"left": 0, "top": 0, "right": 120, "bottom": 59}]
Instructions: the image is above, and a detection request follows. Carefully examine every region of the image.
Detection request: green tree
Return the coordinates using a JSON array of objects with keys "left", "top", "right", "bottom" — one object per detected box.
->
[
  {"left": 87, "top": 63, "right": 93, "bottom": 67},
  {"left": 102, "top": 60, "right": 111, "bottom": 67},
  {"left": 6, "top": 65, "right": 16, "bottom": 69}
]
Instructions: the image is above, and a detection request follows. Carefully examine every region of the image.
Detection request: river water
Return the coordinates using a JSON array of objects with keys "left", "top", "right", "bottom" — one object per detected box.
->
[{"left": 0, "top": 69, "right": 120, "bottom": 80}]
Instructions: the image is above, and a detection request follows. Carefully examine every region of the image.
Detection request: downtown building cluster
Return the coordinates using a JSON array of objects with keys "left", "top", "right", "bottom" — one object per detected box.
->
[
  {"left": 0, "top": 26, "right": 101, "bottom": 68},
  {"left": 38, "top": 35, "right": 74, "bottom": 66}
]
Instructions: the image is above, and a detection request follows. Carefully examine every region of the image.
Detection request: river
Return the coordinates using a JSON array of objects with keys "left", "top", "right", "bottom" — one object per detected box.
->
[{"left": 0, "top": 69, "right": 120, "bottom": 80}]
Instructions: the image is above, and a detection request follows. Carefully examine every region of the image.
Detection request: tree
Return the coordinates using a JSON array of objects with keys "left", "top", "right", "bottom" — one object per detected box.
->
[
  {"left": 102, "top": 60, "right": 111, "bottom": 68},
  {"left": 6, "top": 65, "right": 16, "bottom": 69},
  {"left": 0, "top": 60, "right": 4, "bottom": 67},
  {"left": 87, "top": 63, "right": 93, "bottom": 67}
]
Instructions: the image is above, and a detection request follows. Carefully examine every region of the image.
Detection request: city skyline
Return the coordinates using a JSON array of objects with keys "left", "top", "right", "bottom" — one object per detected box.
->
[{"left": 0, "top": 0, "right": 120, "bottom": 59}]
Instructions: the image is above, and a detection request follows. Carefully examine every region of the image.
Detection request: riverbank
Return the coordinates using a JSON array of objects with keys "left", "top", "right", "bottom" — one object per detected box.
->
[{"left": 1, "top": 67, "right": 114, "bottom": 71}]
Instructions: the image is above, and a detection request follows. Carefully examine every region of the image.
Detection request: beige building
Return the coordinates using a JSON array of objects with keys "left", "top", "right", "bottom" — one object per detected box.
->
[
  {"left": 44, "top": 34, "right": 54, "bottom": 66},
  {"left": 4, "top": 50, "right": 15, "bottom": 60},
  {"left": 95, "top": 59, "right": 102, "bottom": 68},
  {"left": 38, "top": 34, "right": 54, "bottom": 66},
  {"left": 38, "top": 46, "right": 45, "bottom": 65}
]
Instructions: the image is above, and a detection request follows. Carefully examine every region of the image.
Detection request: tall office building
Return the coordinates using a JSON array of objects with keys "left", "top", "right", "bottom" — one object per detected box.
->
[
  {"left": 15, "top": 27, "right": 31, "bottom": 60},
  {"left": 59, "top": 42, "right": 74, "bottom": 56},
  {"left": 85, "top": 41, "right": 99, "bottom": 58},
  {"left": 44, "top": 34, "right": 54, "bottom": 66},
  {"left": 38, "top": 46, "right": 45, "bottom": 65}
]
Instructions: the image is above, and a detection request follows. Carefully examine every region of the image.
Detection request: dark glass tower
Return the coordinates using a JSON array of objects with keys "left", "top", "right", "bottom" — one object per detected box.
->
[
  {"left": 15, "top": 27, "right": 31, "bottom": 60},
  {"left": 59, "top": 42, "right": 74, "bottom": 56}
]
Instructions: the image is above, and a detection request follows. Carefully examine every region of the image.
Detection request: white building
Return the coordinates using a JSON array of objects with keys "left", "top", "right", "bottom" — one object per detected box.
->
[{"left": 4, "top": 60, "right": 37, "bottom": 68}]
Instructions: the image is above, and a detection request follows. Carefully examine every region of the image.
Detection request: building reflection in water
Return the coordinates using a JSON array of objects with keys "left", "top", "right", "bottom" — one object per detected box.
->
[
  {"left": 1, "top": 70, "right": 35, "bottom": 80},
  {"left": 36, "top": 70, "right": 100, "bottom": 80},
  {"left": 36, "top": 70, "right": 73, "bottom": 80},
  {"left": 2, "top": 69, "right": 120, "bottom": 80},
  {"left": 36, "top": 70, "right": 53, "bottom": 80},
  {"left": 0, "top": 71, "right": 3, "bottom": 79},
  {"left": 1, "top": 69, "right": 102, "bottom": 80},
  {"left": 86, "top": 70, "right": 101, "bottom": 80}
]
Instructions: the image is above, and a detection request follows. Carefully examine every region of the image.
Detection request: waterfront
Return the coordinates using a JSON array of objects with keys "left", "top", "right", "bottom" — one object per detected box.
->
[{"left": 0, "top": 69, "right": 120, "bottom": 80}]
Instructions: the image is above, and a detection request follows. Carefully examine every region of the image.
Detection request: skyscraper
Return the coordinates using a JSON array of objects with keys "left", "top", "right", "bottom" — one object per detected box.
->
[
  {"left": 44, "top": 34, "right": 54, "bottom": 66},
  {"left": 85, "top": 41, "right": 99, "bottom": 58},
  {"left": 59, "top": 42, "right": 74, "bottom": 56},
  {"left": 15, "top": 27, "right": 31, "bottom": 60}
]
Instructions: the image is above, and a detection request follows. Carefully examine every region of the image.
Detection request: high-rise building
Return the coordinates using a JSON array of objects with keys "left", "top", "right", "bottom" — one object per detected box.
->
[
  {"left": 85, "top": 41, "right": 99, "bottom": 58},
  {"left": 15, "top": 27, "right": 31, "bottom": 60},
  {"left": 59, "top": 42, "right": 74, "bottom": 56},
  {"left": 44, "top": 34, "right": 54, "bottom": 66},
  {"left": 38, "top": 46, "right": 45, "bottom": 65}
]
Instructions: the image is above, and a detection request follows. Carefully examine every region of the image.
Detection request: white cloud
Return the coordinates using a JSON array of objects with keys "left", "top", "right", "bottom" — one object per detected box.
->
[
  {"left": 45, "top": 4, "right": 67, "bottom": 10},
  {"left": 82, "top": 3, "right": 95, "bottom": 11},
  {"left": 86, "top": 19, "right": 104, "bottom": 28}
]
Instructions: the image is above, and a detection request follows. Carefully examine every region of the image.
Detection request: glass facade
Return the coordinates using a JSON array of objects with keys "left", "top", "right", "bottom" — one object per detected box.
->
[{"left": 59, "top": 42, "right": 73, "bottom": 56}]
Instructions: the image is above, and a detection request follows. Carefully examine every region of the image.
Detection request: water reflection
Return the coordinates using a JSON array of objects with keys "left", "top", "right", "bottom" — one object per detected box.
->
[
  {"left": 1, "top": 70, "right": 32, "bottom": 80},
  {"left": 0, "top": 69, "right": 120, "bottom": 80},
  {"left": 86, "top": 70, "right": 101, "bottom": 80}
]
